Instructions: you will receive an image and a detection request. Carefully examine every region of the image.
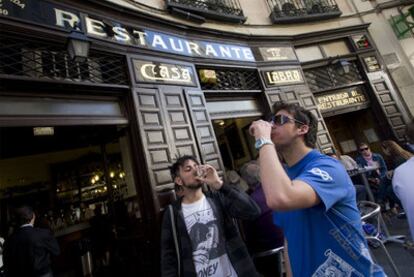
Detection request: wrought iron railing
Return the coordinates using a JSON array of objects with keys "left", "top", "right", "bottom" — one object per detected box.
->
[
  {"left": 0, "top": 34, "right": 128, "bottom": 86},
  {"left": 197, "top": 67, "right": 260, "bottom": 91},
  {"left": 166, "top": 0, "right": 246, "bottom": 23},
  {"left": 266, "top": 0, "right": 341, "bottom": 23},
  {"left": 303, "top": 61, "right": 363, "bottom": 92}
]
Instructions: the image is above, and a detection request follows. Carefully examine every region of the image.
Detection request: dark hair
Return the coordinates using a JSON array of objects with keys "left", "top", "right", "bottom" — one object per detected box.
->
[
  {"left": 15, "top": 206, "right": 34, "bottom": 226},
  {"left": 169, "top": 155, "right": 199, "bottom": 182},
  {"left": 358, "top": 142, "right": 369, "bottom": 149},
  {"left": 272, "top": 101, "right": 318, "bottom": 148},
  {"left": 407, "top": 119, "right": 414, "bottom": 143}
]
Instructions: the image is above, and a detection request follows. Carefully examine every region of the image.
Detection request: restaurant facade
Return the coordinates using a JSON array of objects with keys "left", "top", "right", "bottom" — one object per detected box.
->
[{"left": 0, "top": 0, "right": 411, "bottom": 275}]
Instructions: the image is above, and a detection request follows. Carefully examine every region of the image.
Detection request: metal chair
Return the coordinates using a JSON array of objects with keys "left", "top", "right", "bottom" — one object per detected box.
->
[
  {"left": 358, "top": 201, "right": 401, "bottom": 277},
  {"left": 252, "top": 246, "right": 284, "bottom": 277}
]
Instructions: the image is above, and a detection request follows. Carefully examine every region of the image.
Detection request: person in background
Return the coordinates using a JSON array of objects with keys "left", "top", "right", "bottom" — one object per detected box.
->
[
  {"left": 90, "top": 204, "right": 115, "bottom": 271},
  {"left": 355, "top": 142, "right": 388, "bottom": 205},
  {"left": 240, "top": 160, "right": 284, "bottom": 277},
  {"left": 0, "top": 236, "right": 4, "bottom": 277},
  {"left": 161, "top": 155, "right": 260, "bottom": 277},
  {"left": 3, "top": 205, "right": 60, "bottom": 277},
  {"left": 381, "top": 140, "right": 413, "bottom": 170},
  {"left": 326, "top": 151, "right": 367, "bottom": 202},
  {"left": 226, "top": 169, "right": 249, "bottom": 192},
  {"left": 381, "top": 140, "right": 412, "bottom": 214},
  {"left": 249, "top": 101, "right": 384, "bottom": 276},
  {"left": 393, "top": 120, "right": 414, "bottom": 240}
]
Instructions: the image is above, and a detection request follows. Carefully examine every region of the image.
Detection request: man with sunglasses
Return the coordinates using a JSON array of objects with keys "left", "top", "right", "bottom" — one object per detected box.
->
[
  {"left": 249, "top": 102, "right": 385, "bottom": 276},
  {"left": 355, "top": 143, "right": 387, "bottom": 187}
]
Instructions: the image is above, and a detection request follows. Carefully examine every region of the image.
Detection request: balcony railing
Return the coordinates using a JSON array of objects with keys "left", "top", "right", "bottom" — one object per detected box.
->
[
  {"left": 166, "top": 0, "right": 246, "bottom": 23},
  {"left": 266, "top": 0, "right": 341, "bottom": 23}
]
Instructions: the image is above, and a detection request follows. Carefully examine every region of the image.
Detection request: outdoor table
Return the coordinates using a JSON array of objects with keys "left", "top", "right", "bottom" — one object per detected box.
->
[{"left": 348, "top": 167, "right": 405, "bottom": 244}]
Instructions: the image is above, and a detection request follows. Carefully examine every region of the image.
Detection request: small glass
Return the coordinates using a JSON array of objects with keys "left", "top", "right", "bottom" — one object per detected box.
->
[{"left": 196, "top": 165, "right": 207, "bottom": 178}]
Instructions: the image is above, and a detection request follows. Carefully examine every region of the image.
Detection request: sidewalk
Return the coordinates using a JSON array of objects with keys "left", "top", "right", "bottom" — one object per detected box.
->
[{"left": 371, "top": 214, "right": 413, "bottom": 276}]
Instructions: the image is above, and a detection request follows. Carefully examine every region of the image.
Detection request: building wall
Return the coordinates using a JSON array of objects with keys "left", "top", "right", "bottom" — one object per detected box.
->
[{"left": 103, "top": 0, "right": 414, "bottom": 117}]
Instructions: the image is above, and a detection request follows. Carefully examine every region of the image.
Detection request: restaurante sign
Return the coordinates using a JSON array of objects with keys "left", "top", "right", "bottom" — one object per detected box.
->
[
  {"left": 0, "top": 0, "right": 255, "bottom": 62},
  {"left": 316, "top": 88, "right": 367, "bottom": 112}
]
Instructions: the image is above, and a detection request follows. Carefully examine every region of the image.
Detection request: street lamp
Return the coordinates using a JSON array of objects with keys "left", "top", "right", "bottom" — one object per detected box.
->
[{"left": 67, "top": 29, "right": 90, "bottom": 62}]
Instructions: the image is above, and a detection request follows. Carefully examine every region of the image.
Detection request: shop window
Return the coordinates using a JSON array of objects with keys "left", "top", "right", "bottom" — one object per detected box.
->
[
  {"left": 321, "top": 40, "right": 350, "bottom": 57},
  {"left": 197, "top": 67, "right": 261, "bottom": 91},
  {"left": 304, "top": 61, "right": 363, "bottom": 92},
  {"left": 0, "top": 125, "right": 138, "bottom": 236},
  {"left": 0, "top": 34, "right": 127, "bottom": 85},
  {"left": 295, "top": 45, "right": 324, "bottom": 62}
]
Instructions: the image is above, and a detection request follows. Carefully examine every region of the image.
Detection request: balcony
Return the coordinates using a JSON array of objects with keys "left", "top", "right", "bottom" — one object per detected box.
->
[
  {"left": 266, "top": 0, "right": 341, "bottom": 24},
  {"left": 166, "top": 0, "right": 246, "bottom": 23}
]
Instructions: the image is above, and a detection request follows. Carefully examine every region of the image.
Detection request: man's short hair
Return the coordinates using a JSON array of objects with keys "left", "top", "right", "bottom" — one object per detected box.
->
[
  {"left": 169, "top": 155, "right": 199, "bottom": 183},
  {"left": 272, "top": 101, "right": 318, "bottom": 148},
  {"left": 15, "top": 205, "right": 34, "bottom": 226},
  {"left": 407, "top": 119, "right": 414, "bottom": 143}
]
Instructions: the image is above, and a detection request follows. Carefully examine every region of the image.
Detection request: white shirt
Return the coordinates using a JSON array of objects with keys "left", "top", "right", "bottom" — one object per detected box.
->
[
  {"left": 182, "top": 195, "right": 237, "bottom": 277},
  {"left": 392, "top": 157, "right": 414, "bottom": 239}
]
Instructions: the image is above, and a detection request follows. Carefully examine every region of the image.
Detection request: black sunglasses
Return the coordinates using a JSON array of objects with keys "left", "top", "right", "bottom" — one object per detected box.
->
[
  {"left": 268, "top": 114, "right": 306, "bottom": 126},
  {"left": 359, "top": 147, "right": 369, "bottom": 151}
]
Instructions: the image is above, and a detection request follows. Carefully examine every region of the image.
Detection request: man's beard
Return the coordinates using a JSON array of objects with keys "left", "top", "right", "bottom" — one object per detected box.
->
[{"left": 182, "top": 182, "right": 203, "bottom": 190}]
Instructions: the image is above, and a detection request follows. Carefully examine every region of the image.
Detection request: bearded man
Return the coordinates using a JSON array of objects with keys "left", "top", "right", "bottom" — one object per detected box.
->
[{"left": 160, "top": 155, "right": 260, "bottom": 277}]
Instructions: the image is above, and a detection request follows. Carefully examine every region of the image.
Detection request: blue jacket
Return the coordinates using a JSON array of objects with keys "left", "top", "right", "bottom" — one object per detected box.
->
[{"left": 356, "top": 153, "right": 388, "bottom": 178}]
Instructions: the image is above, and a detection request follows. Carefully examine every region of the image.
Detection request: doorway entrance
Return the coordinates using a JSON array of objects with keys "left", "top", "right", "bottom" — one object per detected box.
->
[{"left": 324, "top": 109, "right": 384, "bottom": 158}]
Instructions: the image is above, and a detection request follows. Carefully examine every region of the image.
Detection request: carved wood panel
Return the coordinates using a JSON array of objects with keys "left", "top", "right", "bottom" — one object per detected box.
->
[
  {"left": 134, "top": 86, "right": 199, "bottom": 191},
  {"left": 264, "top": 85, "right": 334, "bottom": 153},
  {"left": 184, "top": 89, "right": 225, "bottom": 176},
  {"left": 367, "top": 72, "right": 409, "bottom": 140}
]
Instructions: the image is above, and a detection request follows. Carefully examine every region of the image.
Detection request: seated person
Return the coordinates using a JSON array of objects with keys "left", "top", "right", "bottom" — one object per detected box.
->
[
  {"left": 326, "top": 150, "right": 367, "bottom": 201},
  {"left": 355, "top": 142, "right": 389, "bottom": 205},
  {"left": 240, "top": 161, "right": 284, "bottom": 277}
]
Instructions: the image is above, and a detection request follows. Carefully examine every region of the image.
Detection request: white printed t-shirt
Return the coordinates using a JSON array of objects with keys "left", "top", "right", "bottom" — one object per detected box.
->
[{"left": 182, "top": 194, "right": 237, "bottom": 277}]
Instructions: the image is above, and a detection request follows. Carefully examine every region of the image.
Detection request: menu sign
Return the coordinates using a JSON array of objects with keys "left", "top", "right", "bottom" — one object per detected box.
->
[
  {"left": 316, "top": 88, "right": 368, "bottom": 112},
  {"left": 262, "top": 68, "right": 304, "bottom": 87},
  {"left": 133, "top": 60, "right": 197, "bottom": 86}
]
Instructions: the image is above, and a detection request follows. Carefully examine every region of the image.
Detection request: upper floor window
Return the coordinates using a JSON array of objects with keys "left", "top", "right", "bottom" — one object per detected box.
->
[
  {"left": 166, "top": 0, "right": 246, "bottom": 23},
  {"left": 266, "top": 0, "right": 341, "bottom": 24},
  {"left": 296, "top": 40, "right": 350, "bottom": 63}
]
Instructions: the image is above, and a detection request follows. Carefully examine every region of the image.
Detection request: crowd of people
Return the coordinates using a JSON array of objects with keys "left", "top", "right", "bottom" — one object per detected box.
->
[
  {"left": 162, "top": 101, "right": 414, "bottom": 277},
  {"left": 1, "top": 100, "right": 413, "bottom": 277}
]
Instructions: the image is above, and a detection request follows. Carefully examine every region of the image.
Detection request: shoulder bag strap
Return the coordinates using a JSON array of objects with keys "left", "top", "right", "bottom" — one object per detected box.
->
[{"left": 168, "top": 205, "right": 181, "bottom": 277}]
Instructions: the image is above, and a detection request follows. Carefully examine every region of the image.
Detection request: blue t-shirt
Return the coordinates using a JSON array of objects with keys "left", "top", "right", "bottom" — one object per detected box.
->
[{"left": 274, "top": 150, "right": 385, "bottom": 277}]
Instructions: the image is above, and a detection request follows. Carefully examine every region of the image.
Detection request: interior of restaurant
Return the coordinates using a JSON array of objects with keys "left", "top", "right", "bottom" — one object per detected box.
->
[
  {"left": 0, "top": 124, "right": 141, "bottom": 273},
  {"left": 212, "top": 116, "right": 260, "bottom": 172},
  {"left": 324, "top": 108, "right": 385, "bottom": 158}
]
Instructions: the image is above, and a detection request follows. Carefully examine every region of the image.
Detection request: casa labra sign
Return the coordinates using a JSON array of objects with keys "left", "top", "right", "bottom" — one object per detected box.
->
[
  {"left": 316, "top": 88, "right": 368, "bottom": 112},
  {"left": 262, "top": 68, "right": 304, "bottom": 87},
  {"left": 133, "top": 59, "right": 197, "bottom": 86},
  {"left": 0, "top": 0, "right": 255, "bottom": 62}
]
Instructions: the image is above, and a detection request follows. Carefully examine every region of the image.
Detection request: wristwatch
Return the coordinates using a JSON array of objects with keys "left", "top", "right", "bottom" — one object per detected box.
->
[{"left": 255, "top": 137, "right": 274, "bottom": 150}]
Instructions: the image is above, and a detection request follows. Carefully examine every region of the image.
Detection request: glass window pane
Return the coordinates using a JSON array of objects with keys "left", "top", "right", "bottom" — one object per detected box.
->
[
  {"left": 321, "top": 41, "right": 350, "bottom": 57},
  {"left": 295, "top": 46, "right": 323, "bottom": 62}
]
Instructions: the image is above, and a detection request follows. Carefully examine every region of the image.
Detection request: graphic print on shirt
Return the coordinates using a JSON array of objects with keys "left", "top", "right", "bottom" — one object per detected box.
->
[
  {"left": 185, "top": 206, "right": 235, "bottom": 277},
  {"left": 312, "top": 249, "right": 363, "bottom": 277},
  {"left": 308, "top": 168, "right": 333, "bottom": 181}
]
